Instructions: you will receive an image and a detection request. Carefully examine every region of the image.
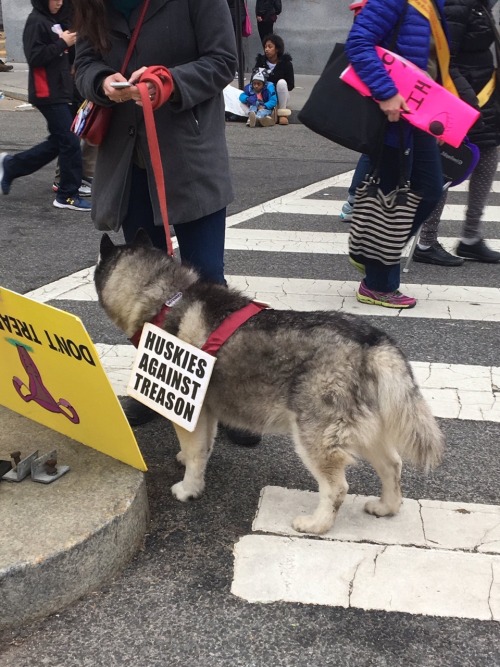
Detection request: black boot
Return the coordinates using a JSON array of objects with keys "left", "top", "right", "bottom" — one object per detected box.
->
[
  {"left": 121, "top": 396, "right": 159, "bottom": 426},
  {"left": 456, "top": 239, "right": 500, "bottom": 263},
  {"left": 224, "top": 427, "right": 261, "bottom": 447}
]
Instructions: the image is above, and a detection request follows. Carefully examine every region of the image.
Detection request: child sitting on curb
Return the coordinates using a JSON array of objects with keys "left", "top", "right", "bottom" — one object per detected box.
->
[{"left": 239, "top": 69, "right": 277, "bottom": 127}]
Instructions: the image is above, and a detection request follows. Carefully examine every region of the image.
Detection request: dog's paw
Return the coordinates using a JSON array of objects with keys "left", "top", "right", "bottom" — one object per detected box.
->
[
  {"left": 292, "top": 514, "right": 333, "bottom": 535},
  {"left": 364, "top": 498, "right": 401, "bottom": 517},
  {"left": 176, "top": 451, "right": 186, "bottom": 466},
  {"left": 171, "top": 480, "right": 204, "bottom": 502}
]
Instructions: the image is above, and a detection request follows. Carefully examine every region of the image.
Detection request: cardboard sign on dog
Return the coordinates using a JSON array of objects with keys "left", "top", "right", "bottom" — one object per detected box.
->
[
  {"left": 340, "top": 47, "right": 480, "bottom": 148},
  {"left": 128, "top": 324, "right": 216, "bottom": 431}
]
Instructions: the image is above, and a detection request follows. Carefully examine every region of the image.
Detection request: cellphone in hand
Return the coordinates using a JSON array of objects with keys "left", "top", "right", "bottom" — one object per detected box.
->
[{"left": 110, "top": 81, "right": 132, "bottom": 89}]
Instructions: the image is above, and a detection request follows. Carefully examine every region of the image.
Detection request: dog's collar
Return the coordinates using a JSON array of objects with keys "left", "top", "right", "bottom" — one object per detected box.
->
[
  {"left": 129, "top": 292, "right": 183, "bottom": 348},
  {"left": 129, "top": 297, "right": 269, "bottom": 354}
]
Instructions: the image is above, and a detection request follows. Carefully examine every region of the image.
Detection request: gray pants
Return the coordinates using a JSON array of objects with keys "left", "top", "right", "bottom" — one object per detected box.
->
[{"left": 419, "top": 145, "right": 498, "bottom": 246}]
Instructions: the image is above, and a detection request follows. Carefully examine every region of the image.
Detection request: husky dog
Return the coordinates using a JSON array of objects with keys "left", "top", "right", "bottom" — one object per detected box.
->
[{"left": 95, "top": 232, "right": 444, "bottom": 535}]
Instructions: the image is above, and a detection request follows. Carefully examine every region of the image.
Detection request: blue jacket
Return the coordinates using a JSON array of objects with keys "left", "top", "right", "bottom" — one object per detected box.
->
[
  {"left": 239, "top": 81, "right": 277, "bottom": 110},
  {"left": 345, "top": 0, "right": 448, "bottom": 102}
]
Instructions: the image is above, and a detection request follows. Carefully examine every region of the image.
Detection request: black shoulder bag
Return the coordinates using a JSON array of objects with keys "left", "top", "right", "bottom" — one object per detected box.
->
[{"left": 298, "top": 5, "right": 407, "bottom": 157}]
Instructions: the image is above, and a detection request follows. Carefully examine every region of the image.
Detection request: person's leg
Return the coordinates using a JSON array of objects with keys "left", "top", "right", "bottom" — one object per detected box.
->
[
  {"left": 413, "top": 188, "right": 464, "bottom": 266},
  {"left": 364, "top": 131, "right": 443, "bottom": 289},
  {"left": 44, "top": 103, "right": 82, "bottom": 201},
  {"left": 256, "top": 108, "right": 275, "bottom": 126},
  {"left": 457, "top": 145, "right": 500, "bottom": 262},
  {"left": 82, "top": 140, "right": 98, "bottom": 182},
  {"left": 173, "top": 209, "right": 226, "bottom": 285},
  {"left": 406, "top": 130, "right": 444, "bottom": 236},
  {"left": 359, "top": 145, "right": 402, "bottom": 295},
  {"left": 275, "top": 79, "right": 289, "bottom": 110},
  {"left": 175, "top": 209, "right": 260, "bottom": 445},
  {"left": 258, "top": 20, "right": 273, "bottom": 41},
  {"left": 121, "top": 164, "right": 167, "bottom": 249},
  {"left": 417, "top": 192, "right": 446, "bottom": 247},
  {"left": 1, "top": 105, "right": 61, "bottom": 192},
  {"left": 275, "top": 79, "right": 291, "bottom": 125}
]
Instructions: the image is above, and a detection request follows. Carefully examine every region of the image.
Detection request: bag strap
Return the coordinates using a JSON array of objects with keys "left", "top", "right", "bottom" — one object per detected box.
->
[
  {"left": 369, "top": 121, "right": 409, "bottom": 188},
  {"left": 408, "top": 0, "right": 458, "bottom": 96},
  {"left": 120, "top": 0, "right": 151, "bottom": 75}
]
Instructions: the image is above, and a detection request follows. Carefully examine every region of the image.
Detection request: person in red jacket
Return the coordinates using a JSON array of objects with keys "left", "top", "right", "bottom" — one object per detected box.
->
[{"left": 0, "top": 0, "right": 90, "bottom": 211}]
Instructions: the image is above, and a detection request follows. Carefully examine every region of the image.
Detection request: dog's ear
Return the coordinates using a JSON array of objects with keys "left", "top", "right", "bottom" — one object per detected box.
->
[
  {"left": 133, "top": 229, "right": 153, "bottom": 248},
  {"left": 99, "top": 234, "right": 115, "bottom": 258}
]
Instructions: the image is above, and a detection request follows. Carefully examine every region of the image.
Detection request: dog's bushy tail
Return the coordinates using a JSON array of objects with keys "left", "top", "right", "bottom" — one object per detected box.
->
[{"left": 375, "top": 346, "right": 445, "bottom": 471}]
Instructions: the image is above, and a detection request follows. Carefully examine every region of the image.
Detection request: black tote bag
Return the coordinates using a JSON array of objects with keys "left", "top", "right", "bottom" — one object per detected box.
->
[{"left": 298, "top": 43, "right": 386, "bottom": 156}]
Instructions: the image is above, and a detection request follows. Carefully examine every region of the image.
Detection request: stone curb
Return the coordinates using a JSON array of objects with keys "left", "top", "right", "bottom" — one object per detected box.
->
[{"left": 0, "top": 406, "right": 150, "bottom": 631}]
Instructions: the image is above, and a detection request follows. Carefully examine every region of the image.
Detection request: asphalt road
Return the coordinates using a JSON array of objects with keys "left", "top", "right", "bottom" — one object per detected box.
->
[{"left": 1, "top": 104, "right": 500, "bottom": 667}]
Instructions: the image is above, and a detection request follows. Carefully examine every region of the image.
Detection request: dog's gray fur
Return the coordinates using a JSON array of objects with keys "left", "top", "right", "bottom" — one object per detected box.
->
[{"left": 95, "top": 232, "right": 445, "bottom": 535}]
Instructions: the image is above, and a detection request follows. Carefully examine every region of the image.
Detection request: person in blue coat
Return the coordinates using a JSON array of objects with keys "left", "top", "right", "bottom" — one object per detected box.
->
[
  {"left": 344, "top": 0, "right": 448, "bottom": 309},
  {"left": 239, "top": 69, "right": 277, "bottom": 127}
]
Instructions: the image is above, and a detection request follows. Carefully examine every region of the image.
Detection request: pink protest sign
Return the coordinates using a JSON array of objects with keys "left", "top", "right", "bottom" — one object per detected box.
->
[{"left": 340, "top": 47, "right": 480, "bottom": 148}]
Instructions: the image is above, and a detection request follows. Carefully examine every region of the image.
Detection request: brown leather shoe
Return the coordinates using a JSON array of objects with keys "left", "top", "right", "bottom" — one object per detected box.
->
[{"left": 0, "top": 60, "right": 13, "bottom": 72}]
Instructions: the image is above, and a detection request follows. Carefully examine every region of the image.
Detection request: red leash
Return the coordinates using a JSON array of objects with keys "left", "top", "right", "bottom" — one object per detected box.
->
[{"left": 136, "top": 66, "right": 175, "bottom": 257}]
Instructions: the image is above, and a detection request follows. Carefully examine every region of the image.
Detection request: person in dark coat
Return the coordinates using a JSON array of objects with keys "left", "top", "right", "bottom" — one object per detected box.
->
[
  {"left": 0, "top": 0, "right": 89, "bottom": 211},
  {"left": 73, "top": 0, "right": 236, "bottom": 270},
  {"left": 73, "top": 0, "right": 263, "bottom": 446},
  {"left": 414, "top": 0, "right": 500, "bottom": 265},
  {"left": 253, "top": 33, "right": 294, "bottom": 124},
  {"left": 255, "top": 0, "right": 281, "bottom": 41}
]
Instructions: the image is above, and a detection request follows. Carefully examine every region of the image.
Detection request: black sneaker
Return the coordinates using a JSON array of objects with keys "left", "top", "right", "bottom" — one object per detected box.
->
[
  {"left": 120, "top": 396, "right": 159, "bottom": 426},
  {"left": 456, "top": 239, "right": 500, "bottom": 263},
  {"left": 413, "top": 241, "right": 464, "bottom": 266},
  {"left": 224, "top": 427, "right": 261, "bottom": 447}
]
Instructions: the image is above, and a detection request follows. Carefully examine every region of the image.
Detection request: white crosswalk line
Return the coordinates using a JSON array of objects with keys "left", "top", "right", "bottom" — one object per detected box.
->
[
  {"left": 225, "top": 228, "right": 500, "bottom": 254},
  {"left": 232, "top": 534, "right": 500, "bottom": 621}
]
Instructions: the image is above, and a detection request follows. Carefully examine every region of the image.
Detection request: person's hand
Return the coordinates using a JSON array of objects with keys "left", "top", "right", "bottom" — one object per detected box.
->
[
  {"left": 102, "top": 74, "right": 134, "bottom": 104},
  {"left": 256, "top": 15, "right": 262, "bottom": 21},
  {"left": 378, "top": 93, "right": 409, "bottom": 122},
  {"left": 60, "top": 30, "right": 77, "bottom": 47}
]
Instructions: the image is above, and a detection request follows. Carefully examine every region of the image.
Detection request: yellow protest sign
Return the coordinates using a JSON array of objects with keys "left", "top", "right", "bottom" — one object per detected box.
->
[{"left": 0, "top": 287, "right": 147, "bottom": 471}]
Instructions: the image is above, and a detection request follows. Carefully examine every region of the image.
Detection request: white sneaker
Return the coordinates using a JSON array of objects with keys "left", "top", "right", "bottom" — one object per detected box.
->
[{"left": 248, "top": 111, "right": 257, "bottom": 128}]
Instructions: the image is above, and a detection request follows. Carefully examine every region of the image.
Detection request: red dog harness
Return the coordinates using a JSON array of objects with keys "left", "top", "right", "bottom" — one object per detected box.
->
[{"left": 130, "top": 298, "right": 269, "bottom": 355}]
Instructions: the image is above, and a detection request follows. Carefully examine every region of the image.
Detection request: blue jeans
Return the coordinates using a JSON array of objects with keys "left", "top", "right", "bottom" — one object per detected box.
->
[
  {"left": 349, "top": 130, "right": 443, "bottom": 293},
  {"left": 121, "top": 164, "right": 226, "bottom": 285},
  {"left": 249, "top": 105, "right": 271, "bottom": 119},
  {"left": 6, "top": 103, "right": 82, "bottom": 199}
]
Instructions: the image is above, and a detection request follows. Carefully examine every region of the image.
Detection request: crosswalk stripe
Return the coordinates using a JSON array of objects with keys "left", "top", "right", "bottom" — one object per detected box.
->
[
  {"left": 253, "top": 486, "right": 500, "bottom": 553},
  {"left": 96, "top": 343, "right": 500, "bottom": 423},
  {"left": 231, "top": 534, "right": 500, "bottom": 621},
  {"left": 25, "top": 269, "right": 500, "bottom": 323},
  {"left": 225, "top": 228, "right": 500, "bottom": 254},
  {"left": 255, "top": 199, "right": 500, "bottom": 221}
]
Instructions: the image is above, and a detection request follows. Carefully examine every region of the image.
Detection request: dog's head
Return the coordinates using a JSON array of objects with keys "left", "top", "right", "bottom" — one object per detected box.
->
[{"left": 95, "top": 230, "right": 198, "bottom": 336}]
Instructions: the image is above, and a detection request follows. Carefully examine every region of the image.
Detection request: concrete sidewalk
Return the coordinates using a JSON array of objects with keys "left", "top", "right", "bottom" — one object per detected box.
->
[{"left": 0, "top": 63, "right": 317, "bottom": 110}]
